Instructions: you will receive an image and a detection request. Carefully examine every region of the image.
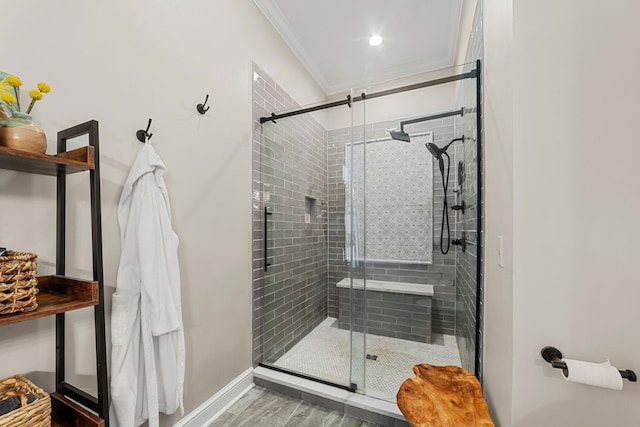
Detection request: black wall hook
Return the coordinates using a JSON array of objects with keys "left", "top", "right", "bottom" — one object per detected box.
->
[
  {"left": 136, "top": 118, "right": 153, "bottom": 143},
  {"left": 197, "top": 94, "right": 210, "bottom": 114}
]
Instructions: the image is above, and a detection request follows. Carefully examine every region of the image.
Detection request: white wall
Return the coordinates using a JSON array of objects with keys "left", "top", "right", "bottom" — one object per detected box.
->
[
  {"left": 482, "top": 0, "right": 513, "bottom": 425},
  {"left": 483, "top": 1, "right": 640, "bottom": 426},
  {"left": 0, "top": 1, "right": 325, "bottom": 425},
  {"left": 455, "top": 0, "right": 479, "bottom": 66}
]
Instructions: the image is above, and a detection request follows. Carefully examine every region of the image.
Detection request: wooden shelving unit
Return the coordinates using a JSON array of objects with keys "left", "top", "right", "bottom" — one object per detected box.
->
[
  {"left": 0, "top": 121, "right": 108, "bottom": 426},
  {"left": 0, "top": 145, "right": 94, "bottom": 175},
  {"left": 0, "top": 276, "right": 98, "bottom": 327},
  {"left": 51, "top": 392, "right": 104, "bottom": 427}
]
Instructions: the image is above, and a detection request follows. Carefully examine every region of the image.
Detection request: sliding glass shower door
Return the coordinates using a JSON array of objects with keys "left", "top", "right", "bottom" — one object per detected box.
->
[
  {"left": 256, "top": 112, "right": 334, "bottom": 380},
  {"left": 253, "top": 91, "right": 368, "bottom": 391}
]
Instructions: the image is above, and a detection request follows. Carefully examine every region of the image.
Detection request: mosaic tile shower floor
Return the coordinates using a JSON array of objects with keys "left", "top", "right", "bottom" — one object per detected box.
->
[{"left": 273, "top": 318, "right": 462, "bottom": 402}]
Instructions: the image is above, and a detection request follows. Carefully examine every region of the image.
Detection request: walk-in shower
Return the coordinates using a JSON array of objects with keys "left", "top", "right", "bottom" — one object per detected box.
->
[{"left": 251, "top": 60, "right": 483, "bottom": 403}]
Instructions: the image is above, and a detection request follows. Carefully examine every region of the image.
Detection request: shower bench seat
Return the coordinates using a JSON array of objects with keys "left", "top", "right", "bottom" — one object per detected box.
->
[{"left": 336, "top": 278, "right": 434, "bottom": 344}]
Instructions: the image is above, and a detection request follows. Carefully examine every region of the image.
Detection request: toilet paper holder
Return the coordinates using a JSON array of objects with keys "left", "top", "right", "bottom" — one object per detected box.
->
[{"left": 541, "top": 346, "right": 637, "bottom": 382}]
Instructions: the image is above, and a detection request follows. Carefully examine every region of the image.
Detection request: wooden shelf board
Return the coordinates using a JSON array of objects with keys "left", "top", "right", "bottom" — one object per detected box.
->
[
  {"left": 0, "top": 146, "right": 94, "bottom": 176},
  {"left": 0, "top": 275, "right": 98, "bottom": 327},
  {"left": 51, "top": 392, "right": 104, "bottom": 427}
]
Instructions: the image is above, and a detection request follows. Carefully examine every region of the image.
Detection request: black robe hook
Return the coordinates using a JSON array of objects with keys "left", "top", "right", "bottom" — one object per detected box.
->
[
  {"left": 136, "top": 118, "right": 153, "bottom": 143},
  {"left": 197, "top": 94, "right": 210, "bottom": 114}
]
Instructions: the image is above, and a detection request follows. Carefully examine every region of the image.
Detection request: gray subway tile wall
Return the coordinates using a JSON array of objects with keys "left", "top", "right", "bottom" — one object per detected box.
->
[{"left": 252, "top": 64, "right": 329, "bottom": 365}]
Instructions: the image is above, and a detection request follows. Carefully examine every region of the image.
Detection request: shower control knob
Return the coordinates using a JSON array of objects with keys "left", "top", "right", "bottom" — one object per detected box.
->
[
  {"left": 451, "top": 201, "right": 466, "bottom": 214},
  {"left": 452, "top": 232, "right": 467, "bottom": 252}
]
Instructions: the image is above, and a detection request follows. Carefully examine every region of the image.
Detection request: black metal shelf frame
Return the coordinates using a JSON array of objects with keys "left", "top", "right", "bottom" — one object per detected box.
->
[{"left": 56, "top": 120, "right": 109, "bottom": 424}]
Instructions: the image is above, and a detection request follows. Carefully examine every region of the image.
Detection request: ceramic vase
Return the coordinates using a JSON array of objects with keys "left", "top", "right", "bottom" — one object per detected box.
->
[{"left": 0, "top": 112, "right": 47, "bottom": 154}]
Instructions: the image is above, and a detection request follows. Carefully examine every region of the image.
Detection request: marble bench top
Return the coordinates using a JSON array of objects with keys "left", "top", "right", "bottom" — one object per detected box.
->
[{"left": 336, "top": 278, "right": 434, "bottom": 297}]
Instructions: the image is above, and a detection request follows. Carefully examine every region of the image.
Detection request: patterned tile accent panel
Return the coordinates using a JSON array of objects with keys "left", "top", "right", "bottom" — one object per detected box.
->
[
  {"left": 453, "top": 4, "right": 484, "bottom": 377},
  {"left": 327, "top": 120, "right": 458, "bottom": 335},
  {"left": 252, "top": 64, "right": 328, "bottom": 366},
  {"left": 344, "top": 134, "right": 434, "bottom": 264}
]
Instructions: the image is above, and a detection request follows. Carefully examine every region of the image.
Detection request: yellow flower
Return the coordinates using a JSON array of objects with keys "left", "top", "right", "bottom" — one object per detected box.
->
[
  {"left": 37, "top": 82, "right": 50, "bottom": 93},
  {"left": 5, "top": 75, "right": 22, "bottom": 88},
  {"left": 1, "top": 92, "right": 16, "bottom": 105},
  {"left": 29, "top": 89, "right": 43, "bottom": 100}
]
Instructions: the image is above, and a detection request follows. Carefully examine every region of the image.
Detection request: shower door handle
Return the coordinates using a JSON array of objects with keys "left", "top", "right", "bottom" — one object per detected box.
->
[{"left": 264, "top": 206, "right": 272, "bottom": 271}]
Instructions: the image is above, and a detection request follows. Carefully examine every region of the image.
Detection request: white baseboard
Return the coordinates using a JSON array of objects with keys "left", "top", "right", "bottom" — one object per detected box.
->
[{"left": 174, "top": 367, "right": 254, "bottom": 427}]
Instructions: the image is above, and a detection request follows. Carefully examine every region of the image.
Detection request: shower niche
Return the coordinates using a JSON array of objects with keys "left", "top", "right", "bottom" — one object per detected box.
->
[
  {"left": 304, "top": 196, "right": 316, "bottom": 224},
  {"left": 252, "top": 60, "right": 482, "bottom": 401}
]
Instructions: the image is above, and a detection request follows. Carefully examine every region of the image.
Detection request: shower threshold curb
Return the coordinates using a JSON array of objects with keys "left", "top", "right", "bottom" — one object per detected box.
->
[{"left": 253, "top": 366, "right": 409, "bottom": 427}]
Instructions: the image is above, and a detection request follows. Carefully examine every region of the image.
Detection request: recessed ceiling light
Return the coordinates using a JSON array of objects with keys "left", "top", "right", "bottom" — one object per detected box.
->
[{"left": 369, "top": 35, "right": 383, "bottom": 47}]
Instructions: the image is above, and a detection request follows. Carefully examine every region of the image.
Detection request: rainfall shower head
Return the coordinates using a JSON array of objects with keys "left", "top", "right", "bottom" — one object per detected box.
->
[{"left": 389, "top": 129, "right": 411, "bottom": 142}]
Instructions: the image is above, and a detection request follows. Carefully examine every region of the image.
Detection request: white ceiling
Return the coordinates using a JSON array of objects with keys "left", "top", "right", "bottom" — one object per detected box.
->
[{"left": 254, "top": 0, "right": 464, "bottom": 94}]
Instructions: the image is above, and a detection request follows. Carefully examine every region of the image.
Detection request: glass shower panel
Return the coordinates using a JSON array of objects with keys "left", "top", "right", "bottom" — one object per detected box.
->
[
  {"left": 346, "top": 88, "right": 367, "bottom": 392},
  {"left": 350, "top": 65, "right": 478, "bottom": 402}
]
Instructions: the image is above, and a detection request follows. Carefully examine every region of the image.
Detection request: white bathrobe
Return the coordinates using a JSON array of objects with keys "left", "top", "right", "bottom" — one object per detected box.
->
[{"left": 110, "top": 142, "right": 185, "bottom": 427}]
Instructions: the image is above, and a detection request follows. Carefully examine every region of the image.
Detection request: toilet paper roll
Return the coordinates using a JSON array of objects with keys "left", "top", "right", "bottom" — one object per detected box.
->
[{"left": 562, "top": 359, "right": 623, "bottom": 390}]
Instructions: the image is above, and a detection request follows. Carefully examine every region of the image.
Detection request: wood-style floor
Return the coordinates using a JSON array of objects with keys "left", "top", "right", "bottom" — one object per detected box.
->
[{"left": 209, "top": 387, "right": 387, "bottom": 427}]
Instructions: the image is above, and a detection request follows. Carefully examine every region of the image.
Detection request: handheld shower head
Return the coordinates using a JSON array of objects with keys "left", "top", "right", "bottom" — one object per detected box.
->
[
  {"left": 425, "top": 142, "right": 442, "bottom": 158},
  {"left": 425, "top": 136, "right": 464, "bottom": 175},
  {"left": 425, "top": 143, "right": 446, "bottom": 174}
]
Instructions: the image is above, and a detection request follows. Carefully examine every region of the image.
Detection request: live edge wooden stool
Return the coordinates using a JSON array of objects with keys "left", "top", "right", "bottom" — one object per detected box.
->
[{"left": 397, "top": 364, "right": 494, "bottom": 427}]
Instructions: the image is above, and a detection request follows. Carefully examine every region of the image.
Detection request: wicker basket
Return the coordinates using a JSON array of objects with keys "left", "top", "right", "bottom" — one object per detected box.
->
[
  {"left": 0, "top": 375, "right": 50, "bottom": 427},
  {"left": 0, "top": 251, "right": 38, "bottom": 315}
]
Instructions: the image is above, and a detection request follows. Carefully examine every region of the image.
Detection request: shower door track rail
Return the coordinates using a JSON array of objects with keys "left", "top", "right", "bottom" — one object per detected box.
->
[
  {"left": 259, "top": 69, "right": 478, "bottom": 124},
  {"left": 258, "top": 363, "right": 356, "bottom": 392}
]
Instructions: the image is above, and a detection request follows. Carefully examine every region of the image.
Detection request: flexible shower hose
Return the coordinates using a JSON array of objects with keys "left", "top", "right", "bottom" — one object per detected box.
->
[{"left": 440, "top": 152, "right": 451, "bottom": 254}]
